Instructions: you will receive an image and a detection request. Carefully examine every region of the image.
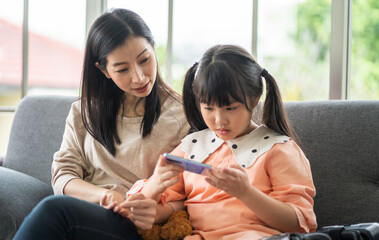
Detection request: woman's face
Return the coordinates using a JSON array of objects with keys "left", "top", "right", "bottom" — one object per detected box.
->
[{"left": 97, "top": 36, "right": 157, "bottom": 101}]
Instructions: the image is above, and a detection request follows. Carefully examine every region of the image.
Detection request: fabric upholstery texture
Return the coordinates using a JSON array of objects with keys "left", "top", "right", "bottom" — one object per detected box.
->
[
  {"left": 285, "top": 100, "right": 379, "bottom": 228},
  {"left": 0, "top": 167, "right": 53, "bottom": 239},
  {"left": 0, "top": 96, "right": 378, "bottom": 240},
  {"left": 1, "top": 95, "right": 76, "bottom": 240},
  {"left": 3, "top": 95, "right": 76, "bottom": 184}
]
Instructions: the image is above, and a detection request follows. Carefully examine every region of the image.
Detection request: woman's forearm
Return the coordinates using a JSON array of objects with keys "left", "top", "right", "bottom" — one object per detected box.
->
[{"left": 63, "top": 178, "right": 108, "bottom": 204}]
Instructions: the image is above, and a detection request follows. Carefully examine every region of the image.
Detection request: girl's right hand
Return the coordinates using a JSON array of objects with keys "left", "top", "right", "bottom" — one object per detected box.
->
[{"left": 142, "top": 155, "right": 184, "bottom": 201}]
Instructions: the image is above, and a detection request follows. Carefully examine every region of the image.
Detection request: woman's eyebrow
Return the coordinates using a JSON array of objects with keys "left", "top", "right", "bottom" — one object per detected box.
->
[
  {"left": 112, "top": 48, "right": 148, "bottom": 67},
  {"left": 137, "top": 48, "right": 148, "bottom": 58}
]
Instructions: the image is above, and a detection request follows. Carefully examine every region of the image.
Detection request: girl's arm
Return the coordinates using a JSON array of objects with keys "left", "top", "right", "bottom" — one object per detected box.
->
[
  {"left": 154, "top": 201, "right": 185, "bottom": 223},
  {"left": 205, "top": 165, "right": 303, "bottom": 233},
  {"left": 238, "top": 183, "right": 302, "bottom": 232}
]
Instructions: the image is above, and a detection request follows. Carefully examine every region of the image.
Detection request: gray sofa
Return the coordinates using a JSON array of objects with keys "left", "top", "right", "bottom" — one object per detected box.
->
[{"left": 0, "top": 95, "right": 378, "bottom": 240}]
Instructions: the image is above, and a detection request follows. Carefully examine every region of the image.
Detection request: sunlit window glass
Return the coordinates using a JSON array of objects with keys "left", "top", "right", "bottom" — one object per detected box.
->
[
  {"left": 107, "top": 0, "right": 168, "bottom": 83},
  {"left": 28, "top": 0, "right": 85, "bottom": 96},
  {"left": 0, "top": 0, "right": 23, "bottom": 106},
  {"left": 0, "top": 0, "right": 23, "bottom": 156},
  {"left": 258, "top": 0, "right": 331, "bottom": 101},
  {"left": 173, "top": 0, "right": 253, "bottom": 92},
  {"left": 349, "top": 0, "right": 379, "bottom": 100}
]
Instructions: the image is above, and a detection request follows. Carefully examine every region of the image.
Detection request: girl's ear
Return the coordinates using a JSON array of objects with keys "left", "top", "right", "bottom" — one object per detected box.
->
[{"left": 95, "top": 62, "right": 111, "bottom": 79}]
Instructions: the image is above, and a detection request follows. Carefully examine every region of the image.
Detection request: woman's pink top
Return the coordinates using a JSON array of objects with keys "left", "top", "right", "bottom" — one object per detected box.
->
[{"left": 129, "top": 125, "right": 317, "bottom": 240}]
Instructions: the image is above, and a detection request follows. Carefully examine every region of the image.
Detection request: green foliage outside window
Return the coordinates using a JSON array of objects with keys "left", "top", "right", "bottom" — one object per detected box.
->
[{"left": 296, "top": 0, "right": 379, "bottom": 99}]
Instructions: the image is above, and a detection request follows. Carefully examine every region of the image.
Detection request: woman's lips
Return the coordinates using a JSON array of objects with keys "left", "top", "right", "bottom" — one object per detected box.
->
[{"left": 134, "top": 82, "right": 149, "bottom": 93}]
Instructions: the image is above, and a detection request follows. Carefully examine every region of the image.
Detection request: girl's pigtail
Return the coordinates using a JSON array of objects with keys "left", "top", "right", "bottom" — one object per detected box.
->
[
  {"left": 183, "top": 62, "right": 207, "bottom": 132},
  {"left": 262, "top": 70, "right": 299, "bottom": 143}
]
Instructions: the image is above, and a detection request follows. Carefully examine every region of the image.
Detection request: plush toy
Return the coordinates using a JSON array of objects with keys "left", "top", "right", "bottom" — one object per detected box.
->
[{"left": 137, "top": 210, "right": 192, "bottom": 240}]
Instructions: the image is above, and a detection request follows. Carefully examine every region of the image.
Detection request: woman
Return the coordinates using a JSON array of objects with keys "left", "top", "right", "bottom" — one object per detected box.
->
[{"left": 14, "top": 8, "right": 189, "bottom": 240}]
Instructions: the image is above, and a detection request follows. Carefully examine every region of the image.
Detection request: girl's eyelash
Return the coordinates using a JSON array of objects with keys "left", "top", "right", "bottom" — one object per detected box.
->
[{"left": 117, "top": 68, "right": 128, "bottom": 73}]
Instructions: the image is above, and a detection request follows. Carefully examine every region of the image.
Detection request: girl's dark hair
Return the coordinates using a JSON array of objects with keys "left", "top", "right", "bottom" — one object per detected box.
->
[
  {"left": 81, "top": 8, "right": 170, "bottom": 156},
  {"left": 183, "top": 44, "right": 298, "bottom": 141}
]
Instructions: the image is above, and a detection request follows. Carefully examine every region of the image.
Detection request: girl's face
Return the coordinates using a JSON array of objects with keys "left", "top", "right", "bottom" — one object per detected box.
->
[
  {"left": 97, "top": 36, "right": 157, "bottom": 103},
  {"left": 200, "top": 100, "right": 255, "bottom": 141}
]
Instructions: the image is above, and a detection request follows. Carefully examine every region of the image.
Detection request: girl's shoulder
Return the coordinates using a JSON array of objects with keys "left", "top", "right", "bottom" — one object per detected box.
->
[{"left": 180, "top": 126, "right": 293, "bottom": 167}]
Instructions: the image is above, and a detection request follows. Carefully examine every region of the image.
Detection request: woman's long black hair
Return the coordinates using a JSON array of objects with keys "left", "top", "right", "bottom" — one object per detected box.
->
[
  {"left": 183, "top": 45, "right": 298, "bottom": 141},
  {"left": 81, "top": 8, "right": 169, "bottom": 156}
]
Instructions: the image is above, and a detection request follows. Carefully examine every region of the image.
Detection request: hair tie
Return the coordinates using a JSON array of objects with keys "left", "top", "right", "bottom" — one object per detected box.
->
[{"left": 261, "top": 69, "right": 269, "bottom": 78}]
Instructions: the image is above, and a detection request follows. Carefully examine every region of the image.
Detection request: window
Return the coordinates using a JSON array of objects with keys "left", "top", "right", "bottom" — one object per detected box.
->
[
  {"left": 258, "top": 0, "right": 331, "bottom": 101},
  {"left": 0, "top": 0, "right": 378, "bottom": 157},
  {"left": 0, "top": 0, "right": 23, "bottom": 155},
  {"left": 28, "top": 0, "right": 85, "bottom": 96},
  {"left": 349, "top": 0, "right": 379, "bottom": 99},
  {"left": 0, "top": 0, "right": 23, "bottom": 107},
  {"left": 0, "top": 0, "right": 86, "bottom": 156},
  {"left": 172, "top": 0, "right": 253, "bottom": 92}
]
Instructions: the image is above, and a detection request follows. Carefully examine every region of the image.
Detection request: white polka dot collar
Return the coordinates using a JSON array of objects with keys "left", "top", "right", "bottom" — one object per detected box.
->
[{"left": 180, "top": 125, "right": 290, "bottom": 168}]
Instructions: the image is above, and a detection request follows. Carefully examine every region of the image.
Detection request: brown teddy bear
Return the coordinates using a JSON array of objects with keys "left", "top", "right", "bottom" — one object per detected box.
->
[{"left": 137, "top": 210, "right": 193, "bottom": 240}]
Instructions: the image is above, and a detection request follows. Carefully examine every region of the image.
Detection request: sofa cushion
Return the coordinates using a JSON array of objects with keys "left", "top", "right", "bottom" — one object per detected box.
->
[
  {"left": 3, "top": 95, "right": 76, "bottom": 184},
  {"left": 285, "top": 100, "right": 379, "bottom": 228},
  {"left": 0, "top": 166, "right": 53, "bottom": 240}
]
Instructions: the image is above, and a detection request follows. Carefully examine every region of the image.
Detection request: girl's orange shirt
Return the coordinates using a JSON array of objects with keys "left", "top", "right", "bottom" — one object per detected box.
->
[{"left": 129, "top": 126, "right": 317, "bottom": 240}]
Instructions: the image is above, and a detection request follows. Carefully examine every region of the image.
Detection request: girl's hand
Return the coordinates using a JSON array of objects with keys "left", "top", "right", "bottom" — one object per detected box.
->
[
  {"left": 142, "top": 155, "right": 184, "bottom": 200},
  {"left": 204, "top": 164, "right": 251, "bottom": 199},
  {"left": 120, "top": 193, "right": 157, "bottom": 230}
]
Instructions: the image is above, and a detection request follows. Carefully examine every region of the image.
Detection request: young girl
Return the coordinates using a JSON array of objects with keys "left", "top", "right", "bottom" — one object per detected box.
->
[{"left": 127, "top": 44, "right": 317, "bottom": 239}]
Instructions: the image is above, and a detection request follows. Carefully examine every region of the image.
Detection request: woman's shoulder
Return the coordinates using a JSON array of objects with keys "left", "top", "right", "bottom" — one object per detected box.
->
[
  {"left": 66, "top": 99, "right": 84, "bottom": 127},
  {"left": 161, "top": 93, "right": 186, "bottom": 120}
]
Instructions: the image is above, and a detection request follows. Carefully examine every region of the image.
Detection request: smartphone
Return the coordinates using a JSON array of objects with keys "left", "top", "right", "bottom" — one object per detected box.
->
[{"left": 163, "top": 153, "right": 212, "bottom": 175}]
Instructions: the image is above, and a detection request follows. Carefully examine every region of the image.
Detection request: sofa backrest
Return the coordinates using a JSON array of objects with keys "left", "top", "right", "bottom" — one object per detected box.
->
[
  {"left": 4, "top": 96, "right": 379, "bottom": 229},
  {"left": 284, "top": 100, "right": 379, "bottom": 228},
  {"left": 3, "top": 95, "right": 77, "bottom": 185}
]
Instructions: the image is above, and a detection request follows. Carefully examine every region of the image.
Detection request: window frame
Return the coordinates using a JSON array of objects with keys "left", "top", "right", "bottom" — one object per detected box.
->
[{"left": 0, "top": 0, "right": 355, "bottom": 114}]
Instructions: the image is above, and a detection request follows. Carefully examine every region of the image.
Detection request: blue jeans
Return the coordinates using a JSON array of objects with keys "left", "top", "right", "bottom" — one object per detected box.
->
[{"left": 13, "top": 195, "right": 141, "bottom": 240}]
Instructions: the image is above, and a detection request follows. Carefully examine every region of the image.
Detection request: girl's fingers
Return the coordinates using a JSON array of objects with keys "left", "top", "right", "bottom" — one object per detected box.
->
[
  {"left": 157, "top": 155, "right": 167, "bottom": 167},
  {"left": 120, "top": 197, "right": 157, "bottom": 209}
]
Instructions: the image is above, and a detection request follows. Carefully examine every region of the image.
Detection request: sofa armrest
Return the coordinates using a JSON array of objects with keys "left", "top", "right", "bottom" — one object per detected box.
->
[{"left": 0, "top": 166, "right": 53, "bottom": 240}]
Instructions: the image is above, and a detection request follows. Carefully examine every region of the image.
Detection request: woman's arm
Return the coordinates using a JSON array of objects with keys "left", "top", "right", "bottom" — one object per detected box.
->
[{"left": 64, "top": 178, "right": 124, "bottom": 205}]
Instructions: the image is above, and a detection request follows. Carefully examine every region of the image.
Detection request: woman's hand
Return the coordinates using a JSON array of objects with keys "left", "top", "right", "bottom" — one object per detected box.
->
[
  {"left": 142, "top": 155, "right": 184, "bottom": 201},
  {"left": 204, "top": 164, "right": 251, "bottom": 199},
  {"left": 120, "top": 193, "right": 158, "bottom": 230},
  {"left": 99, "top": 190, "right": 130, "bottom": 217}
]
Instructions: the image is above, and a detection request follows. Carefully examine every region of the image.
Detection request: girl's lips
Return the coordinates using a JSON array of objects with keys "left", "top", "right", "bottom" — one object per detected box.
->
[
  {"left": 134, "top": 82, "right": 149, "bottom": 93},
  {"left": 217, "top": 129, "right": 230, "bottom": 135}
]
